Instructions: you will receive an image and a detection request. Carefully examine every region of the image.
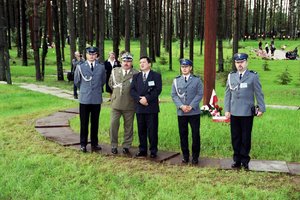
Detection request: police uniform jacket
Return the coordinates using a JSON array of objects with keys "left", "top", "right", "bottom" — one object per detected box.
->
[
  {"left": 224, "top": 69, "right": 266, "bottom": 116},
  {"left": 109, "top": 67, "right": 138, "bottom": 111},
  {"left": 130, "top": 70, "right": 162, "bottom": 114},
  {"left": 74, "top": 61, "right": 106, "bottom": 104},
  {"left": 171, "top": 75, "right": 203, "bottom": 116}
]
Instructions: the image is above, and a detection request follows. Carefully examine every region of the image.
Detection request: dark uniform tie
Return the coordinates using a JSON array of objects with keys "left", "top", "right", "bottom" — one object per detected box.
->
[
  {"left": 143, "top": 73, "right": 146, "bottom": 82},
  {"left": 239, "top": 73, "right": 242, "bottom": 80},
  {"left": 124, "top": 70, "right": 128, "bottom": 77},
  {"left": 91, "top": 63, "right": 94, "bottom": 71},
  {"left": 185, "top": 76, "right": 187, "bottom": 82}
]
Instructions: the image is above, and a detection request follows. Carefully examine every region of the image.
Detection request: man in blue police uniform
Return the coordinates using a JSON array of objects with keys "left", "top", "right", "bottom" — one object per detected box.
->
[
  {"left": 74, "top": 47, "right": 106, "bottom": 152},
  {"left": 171, "top": 59, "right": 203, "bottom": 164},
  {"left": 224, "top": 53, "right": 266, "bottom": 170},
  {"left": 130, "top": 56, "right": 162, "bottom": 158}
]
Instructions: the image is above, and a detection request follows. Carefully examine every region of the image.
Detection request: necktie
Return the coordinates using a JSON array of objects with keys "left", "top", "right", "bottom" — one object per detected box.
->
[
  {"left": 124, "top": 70, "right": 128, "bottom": 77},
  {"left": 143, "top": 73, "right": 146, "bottom": 82},
  {"left": 91, "top": 63, "right": 94, "bottom": 71},
  {"left": 185, "top": 76, "right": 187, "bottom": 82},
  {"left": 239, "top": 74, "right": 242, "bottom": 80}
]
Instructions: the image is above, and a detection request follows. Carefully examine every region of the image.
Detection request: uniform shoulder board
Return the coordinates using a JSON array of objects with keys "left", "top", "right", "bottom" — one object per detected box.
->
[
  {"left": 249, "top": 70, "right": 257, "bottom": 74},
  {"left": 192, "top": 74, "right": 199, "bottom": 78},
  {"left": 229, "top": 71, "right": 235, "bottom": 74},
  {"left": 175, "top": 75, "right": 181, "bottom": 78}
]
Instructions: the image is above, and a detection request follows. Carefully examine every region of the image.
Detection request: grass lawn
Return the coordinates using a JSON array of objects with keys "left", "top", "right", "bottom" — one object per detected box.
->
[{"left": 1, "top": 40, "right": 300, "bottom": 199}]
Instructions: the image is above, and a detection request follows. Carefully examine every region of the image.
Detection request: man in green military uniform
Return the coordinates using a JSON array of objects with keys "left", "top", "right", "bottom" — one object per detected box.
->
[{"left": 108, "top": 52, "right": 138, "bottom": 154}]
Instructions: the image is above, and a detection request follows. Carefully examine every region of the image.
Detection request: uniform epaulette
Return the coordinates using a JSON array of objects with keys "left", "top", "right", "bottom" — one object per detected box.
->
[
  {"left": 249, "top": 70, "right": 257, "bottom": 74},
  {"left": 229, "top": 71, "right": 235, "bottom": 74},
  {"left": 192, "top": 74, "right": 199, "bottom": 78},
  {"left": 175, "top": 75, "right": 181, "bottom": 78}
]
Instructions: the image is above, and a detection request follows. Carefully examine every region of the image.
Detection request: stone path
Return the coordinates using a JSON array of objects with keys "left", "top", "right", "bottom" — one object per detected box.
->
[{"left": 35, "top": 107, "right": 300, "bottom": 175}]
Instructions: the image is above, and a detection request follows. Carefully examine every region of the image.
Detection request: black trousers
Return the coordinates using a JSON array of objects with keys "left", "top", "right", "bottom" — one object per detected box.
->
[
  {"left": 230, "top": 115, "right": 254, "bottom": 164},
  {"left": 178, "top": 114, "right": 200, "bottom": 159},
  {"left": 79, "top": 103, "right": 101, "bottom": 147},
  {"left": 136, "top": 113, "right": 158, "bottom": 154}
]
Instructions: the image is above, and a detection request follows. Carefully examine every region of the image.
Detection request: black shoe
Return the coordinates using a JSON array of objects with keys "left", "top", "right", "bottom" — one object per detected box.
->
[
  {"left": 182, "top": 157, "right": 189, "bottom": 163},
  {"left": 231, "top": 161, "right": 241, "bottom": 169},
  {"left": 192, "top": 158, "right": 199, "bottom": 165},
  {"left": 74, "top": 95, "right": 78, "bottom": 99},
  {"left": 91, "top": 145, "right": 102, "bottom": 151},
  {"left": 242, "top": 163, "right": 249, "bottom": 171},
  {"left": 150, "top": 153, "right": 157, "bottom": 158},
  {"left": 135, "top": 151, "right": 147, "bottom": 157},
  {"left": 80, "top": 146, "right": 87, "bottom": 153},
  {"left": 122, "top": 148, "right": 129, "bottom": 154},
  {"left": 111, "top": 147, "right": 118, "bottom": 154}
]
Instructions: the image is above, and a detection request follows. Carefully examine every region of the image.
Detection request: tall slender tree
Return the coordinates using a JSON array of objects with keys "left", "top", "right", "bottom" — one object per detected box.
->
[
  {"left": 67, "top": 0, "right": 76, "bottom": 70},
  {"left": 189, "top": 0, "right": 195, "bottom": 62},
  {"left": 52, "top": 0, "right": 64, "bottom": 81},
  {"left": 32, "top": 0, "right": 42, "bottom": 81},
  {"left": 217, "top": 0, "right": 224, "bottom": 72},
  {"left": 169, "top": 0, "right": 173, "bottom": 71},
  {"left": 20, "top": 0, "right": 27, "bottom": 66},
  {"left": 112, "top": 0, "right": 120, "bottom": 58},
  {"left": 124, "top": 0, "right": 130, "bottom": 52},
  {"left": 139, "top": 0, "right": 147, "bottom": 57},
  {"left": 0, "top": 0, "right": 12, "bottom": 84},
  {"left": 179, "top": 0, "right": 184, "bottom": 59},
  {"left": 98, "top": 0, "right": 105, "bottom": 62}
]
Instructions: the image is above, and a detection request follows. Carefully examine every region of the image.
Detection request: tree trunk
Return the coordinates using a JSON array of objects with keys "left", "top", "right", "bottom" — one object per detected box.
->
[
  {"left": 199, "top": 0, "right": 204, "bottom": 55},
  {"left": 98, "top": 0, "right": 105, "bottom": 62},
  {"left": 60, "top": 0, "right": 67, "bottom": 61},
  {"left": 165, "top": 0, "right": 170, "bottom": 51},
  {"left": 6, "top": 0, "right": 12, "bottom": 49},
  {"left": 169, "top": 0, "right": 173, "bottom": 71},
  {"left": 149, "top": 0, "right": 155, "bottom": 62},
  {"left": 217, "top": 0, "right": 224, "bottom": 72},
  {"left": 155, "top": 0, "right": 162, "bottom": 57},
  {"left": 20, "top": 0, "right": 27, "bottom": 66},
  {"left": 41, "top": 0, "right": 50, "bottom": 79},
  {"left": 52, "top": 0, "right": 64, "bottom": 81},
  {"left": 78, "top": 0, "right": 86, "bottom": 56},
  {"left": 67, "top": 0, "right": 76, "bottom": 70},
  {"left": 125, "top": 0, "right": 130, "bottom": 52},
  {"left": 139, "top": 0, "right": 147, "bottom": 57},
  {"left": 189, "top": 0, "right": 195, "bottom": 62},
  {"left": 232, "top": 0, "right": 239, "bottom": 70},
  {"left": 179, "top": 0, "right": 184, "bottom": 59},
  {"left": 0, "top": 0, "right": 12, "bottom": 83},
  {"left": 203, "top": 0, "right": 218, "bottom": 105},
  {"left": 112, "top": 0, "right": 120, "bottom": 58},
  {"left": 15, "top": 0, "right": 21, "bottom": 58},
  {"left": 134, "top": 0, "right": 140, "bottom": 39},
  {"left": 33, "top": 0, "right": 42, "bottom": 81}
]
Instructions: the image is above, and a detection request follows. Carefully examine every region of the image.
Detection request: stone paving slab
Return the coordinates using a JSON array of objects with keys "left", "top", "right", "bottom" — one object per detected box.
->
[
  {"left": 166, "top": 155, "right": 221, "bottom": 168},
  {"left": 35, "top": 112, "right": 77, "bottom": 128},
  {"left": 220, "top": 158, "right": 291, "bottom": 173},
  {"left": 59, "top": 107, "right": 80, "bottom": 114},
  {"left": 70, "top": 144, "right": 180, "bottom": 163},
  {"left": 287, "top": 163, "right": 300, "bottom": 175},
  {"left": 36, "top": 127, "right": 80, "bottom": 146}
]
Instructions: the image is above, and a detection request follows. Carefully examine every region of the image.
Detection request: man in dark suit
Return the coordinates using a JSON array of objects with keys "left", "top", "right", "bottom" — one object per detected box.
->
[
  {"left": 74, "top": 46, "right": 106, "bottom": 152},
  {"left": 104, "top": 51, "right": 121, "bottom": 100},
  {"left": 224, "top": 53, "right": 266, "bottom": 170},
  {"left": 130, "top": 56, "right": 162, "bottom": 158}
]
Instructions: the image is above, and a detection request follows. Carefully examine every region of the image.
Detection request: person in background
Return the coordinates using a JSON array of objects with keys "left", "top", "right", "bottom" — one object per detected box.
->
[
  {"left": 72, "top": 51, "right": 84, "bottom": 99},
  {"left": 224, "top": 53, "right": 266, "bottom": 170},
  {"left": 74, "top": 46, "right": 106, "bottom": 153},
  {"left": 130, "top": 56, "right": 162, "bottom": 158},
  {"left": 104, "top": 52, "right": 121, "bottom": 101},
  {"left": 171, "top": 59, "right": 203, "bottom": 164},
  {"left": 108, "top": 52, "right": 138, "bottom": 155}
]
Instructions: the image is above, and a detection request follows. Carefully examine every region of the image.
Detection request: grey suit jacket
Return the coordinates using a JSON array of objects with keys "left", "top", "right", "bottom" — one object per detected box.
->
[
  {"left": 109, "top": 67, "right": 139, "bottom": 110},
  {"left": 74, "top": 61, "right": 106, "bottom": 104},
  {"left": 224, "top": 69, "right": 266, "bottom": 116},
  {"left": 171, "top": 75, "right": 203, "bottom": 116}
]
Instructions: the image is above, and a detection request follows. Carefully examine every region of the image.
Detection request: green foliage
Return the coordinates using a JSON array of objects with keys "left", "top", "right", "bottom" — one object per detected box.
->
[
  {"left": 262, "top": 60, "right": 270, "bottom": 71},
  {"left": 159, "top": 56, "right": 168, "bottom": 65},
  {"left": 277, "top": 67, "right": 292, "bottom": 85}
]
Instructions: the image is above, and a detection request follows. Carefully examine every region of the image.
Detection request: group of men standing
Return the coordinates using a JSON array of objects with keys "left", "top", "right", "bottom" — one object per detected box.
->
[{"left": 74, "top": 47, "right": 265, "bottom": 170}]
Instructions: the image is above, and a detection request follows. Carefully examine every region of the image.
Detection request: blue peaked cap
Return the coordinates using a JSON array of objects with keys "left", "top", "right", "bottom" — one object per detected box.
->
[
  {"left": 180, "top": 58, "right": 193, "bottom": 66},
  {"left": 233, "top": 53, "right": 248, "bottom": 61},
  {"left": 86, "top": 46, "right": 98, "bottom": 54}
]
